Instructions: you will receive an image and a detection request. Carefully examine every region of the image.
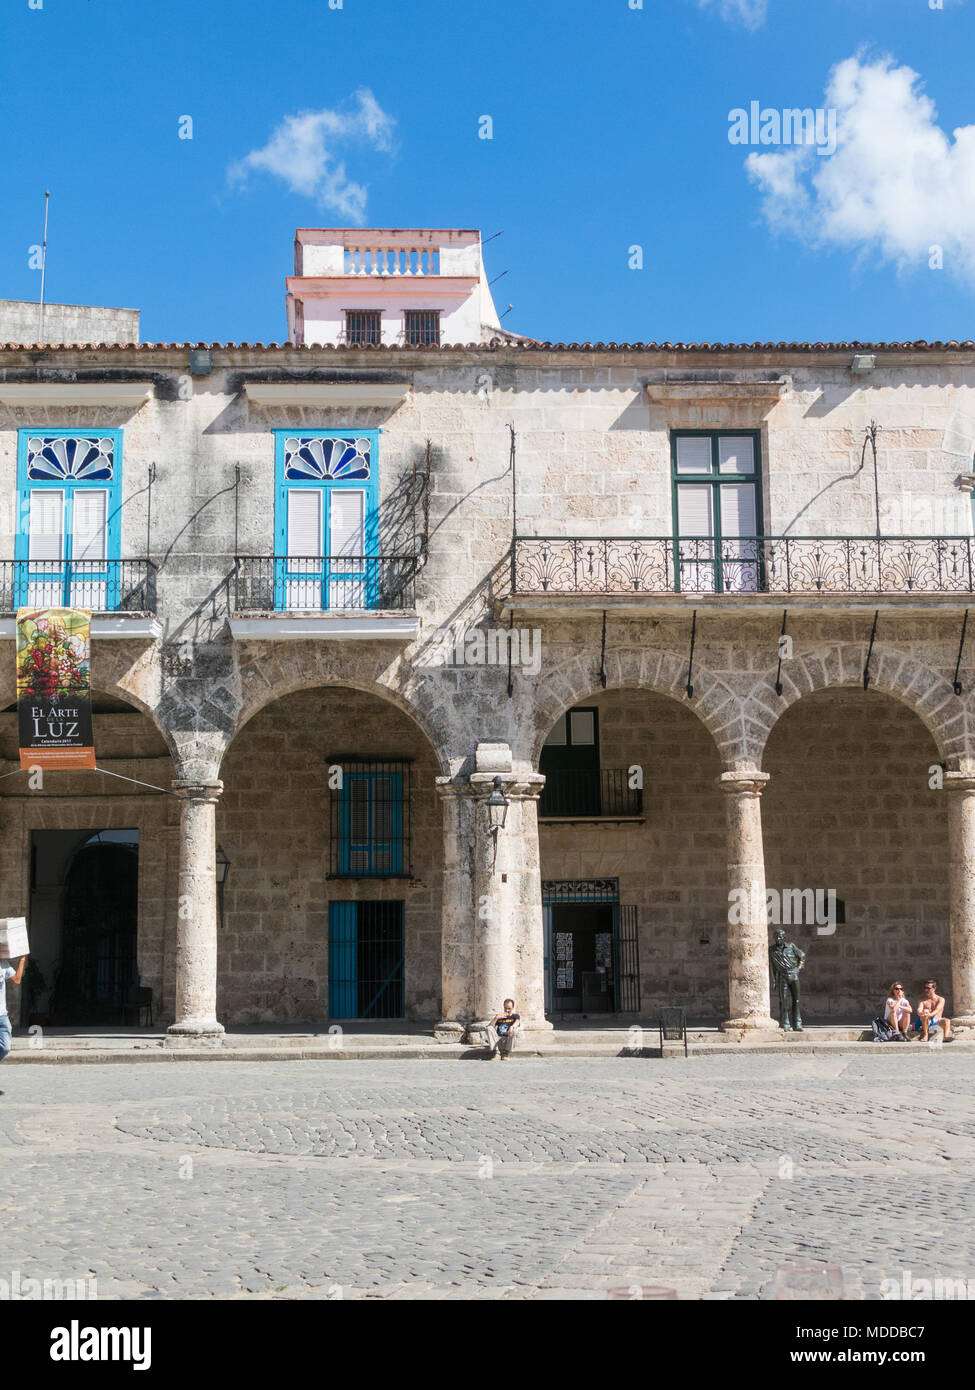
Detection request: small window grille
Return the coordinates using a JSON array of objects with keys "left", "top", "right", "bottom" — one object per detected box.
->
[
  {"left": 404, "top": 311, "right": 441, "bottom": 346},
  {"left": 345, "top": 311, "right": 382, "bottom": 346},
  {"left": 329, "top": 759, "right": 411, "bottom": 877}
]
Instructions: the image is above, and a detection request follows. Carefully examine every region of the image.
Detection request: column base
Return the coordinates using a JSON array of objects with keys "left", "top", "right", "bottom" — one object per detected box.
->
[
  {"left": 950, "top": 1015, "right": 975, "bottom": 1030},
  {"left": 166, "top": 1019, "right": 225, "bottom": 1045},
  {"left": 433, "top": 1021, "right": 466, "bottom": 1043},
  {"left": 720, "top": 1015, "right": 779, "bottom": 1032}
]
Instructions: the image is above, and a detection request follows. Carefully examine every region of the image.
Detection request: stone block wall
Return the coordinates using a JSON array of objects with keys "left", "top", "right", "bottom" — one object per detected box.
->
[
  {"left": 763, "top": 689, "right": 950, "bottom": 1018},
  {"left": 216, "top": 687, "right": 443, "bottom": 1023}
]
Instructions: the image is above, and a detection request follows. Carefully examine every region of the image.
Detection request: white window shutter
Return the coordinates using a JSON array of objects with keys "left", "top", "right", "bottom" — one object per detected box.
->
[
  {"left": 28, "top": 490, "right": 64, "bottom": 562},
  {"left": 719, "top": 483, "right": 757, "bottom": 537},
  {"left": 329, "top": 490, "right": 365, "bottom": 558},
  {"left": 72, "top": 490, "right": 108, "bottom": 562},
  {"left": 287, "top": 489, "right": 322, "bottom": 558},
  {"left": 544, "top": 714, "right": 567, "bottom": 747},
  {"left": 569, "top": 710, "right": 595, "bottom": 746},
  {"left": 677, "top": 485, "right": 713, "bottom": 537},
  {"left": 675, "top": 437, "right": 712, "bottom": 473},
  {"left": 718, "top": 437, "right": 755, "bottom": 474},
  {"left": 677, "top": 485, "right": 715, "bottom": 592},
  {"left": 720, "top": 484, "right": 759, "bottom": 593}
]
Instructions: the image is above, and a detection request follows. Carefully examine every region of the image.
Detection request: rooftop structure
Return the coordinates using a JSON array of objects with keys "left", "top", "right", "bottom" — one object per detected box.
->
[{"left": 286, "top": 228, "right": 503, "bottom": 347}]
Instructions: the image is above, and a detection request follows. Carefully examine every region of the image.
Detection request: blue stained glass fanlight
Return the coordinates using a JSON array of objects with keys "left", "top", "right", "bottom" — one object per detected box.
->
[
  {"left": 283, "top": 436, "right": 371, "bottom": 481},
  {"left": 27, "top": 435, "right": 115, "bottom": 482}
]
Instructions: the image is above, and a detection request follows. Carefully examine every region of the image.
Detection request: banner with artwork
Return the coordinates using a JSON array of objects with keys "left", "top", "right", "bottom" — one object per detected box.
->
[{"left": 16, "top": 608, "right": 95, "bottom": 770}]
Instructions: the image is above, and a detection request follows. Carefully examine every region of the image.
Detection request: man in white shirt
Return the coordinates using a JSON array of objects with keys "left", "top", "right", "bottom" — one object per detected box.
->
[{"left": 0, "top": 956, "right": 25, "bottom": 1088}]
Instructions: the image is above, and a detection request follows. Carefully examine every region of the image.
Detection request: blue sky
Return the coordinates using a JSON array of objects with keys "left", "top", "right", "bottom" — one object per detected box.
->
[{"left": 2, "top": 0, "right": 974, "bottom": 345}]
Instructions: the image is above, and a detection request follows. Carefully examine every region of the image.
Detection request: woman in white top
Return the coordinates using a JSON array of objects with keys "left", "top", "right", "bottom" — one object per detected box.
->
[{"left": 884, "top": 982, "right": 912, "bottom": 1039}]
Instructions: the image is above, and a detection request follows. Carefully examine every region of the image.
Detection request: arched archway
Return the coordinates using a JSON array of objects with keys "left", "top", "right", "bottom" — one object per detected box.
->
[
  {"left": 536, "top": 685, "right": 727, "bottom": 1019},
  {"left": 762, "top": 687, "right": 949, "bottom": 1018},
  {"left": 747, "top": 646, "right": 969, "bottom": 769},
  {"left": 217, "top": 683, "right": 445, "bottom": 1024},
  {"left": 0, "top": 690, "right": 178, "bottom": 1027},
  {"left": 529, "top": 646, "right": 743, "bottom": 768}
]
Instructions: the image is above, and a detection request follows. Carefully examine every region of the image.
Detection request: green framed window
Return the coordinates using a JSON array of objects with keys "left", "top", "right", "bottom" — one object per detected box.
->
[{"left": 671, "top": 431, "right": 763, "bottom": 593}]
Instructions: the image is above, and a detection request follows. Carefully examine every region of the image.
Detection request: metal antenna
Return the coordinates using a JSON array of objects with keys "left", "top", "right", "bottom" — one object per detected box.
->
[{"left": 37, "top": 190, "right": 50, "bottom": 342}]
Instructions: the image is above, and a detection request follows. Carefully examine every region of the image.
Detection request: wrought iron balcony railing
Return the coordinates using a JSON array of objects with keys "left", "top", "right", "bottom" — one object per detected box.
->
[
  {"left": 539, "top": 768, "right": 644, "bottom": 819},
  {"left": 234, "top": 555, "right": 417, "bottom": 612},
  {"left": 513, "top": 536, "right": 975, "bottom": 597},
  {"left": 0, "top": 559, "right": 157, "bottom": 614}
]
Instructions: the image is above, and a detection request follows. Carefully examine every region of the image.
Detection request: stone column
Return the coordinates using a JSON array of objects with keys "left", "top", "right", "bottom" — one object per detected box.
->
[
  {"left": 434, "top": 782, "right": 477, "bottom": 1040},
  {"left": 167, "top": 780, "right": 224, "bottom": 1039},
  {"left": 944, "top": 773, "right": 975, "bottom": 1028},
  {"left": 434, "top": 743, "right": 549, "bottom": 1038},
  {"left": 719, "top": 769, "right": 777, "bottom": 1031}
]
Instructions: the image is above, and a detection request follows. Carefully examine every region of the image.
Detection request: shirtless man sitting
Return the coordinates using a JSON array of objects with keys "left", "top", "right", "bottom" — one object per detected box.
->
[{"left": 916, "top": 979, "right": 953, "bottom": 1041}]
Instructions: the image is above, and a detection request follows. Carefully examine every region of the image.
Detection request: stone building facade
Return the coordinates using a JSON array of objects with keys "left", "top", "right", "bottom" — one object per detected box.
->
[{"left": 1, "top": 233, "right": 975, "bottom": 1036}]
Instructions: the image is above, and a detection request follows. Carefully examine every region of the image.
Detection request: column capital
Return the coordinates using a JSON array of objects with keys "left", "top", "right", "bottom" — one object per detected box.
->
[
  {"left": 943, "top": 772, "right": 975, "bottom": 795},
  {"left": 172, "top": 779, "right": 223, "bottom": 803},
  {"left": 717, "top": 770, "right": 770, "bottom": 795},
  {"left": 436, "top": 773, "right": 545, "bottom": 802}
]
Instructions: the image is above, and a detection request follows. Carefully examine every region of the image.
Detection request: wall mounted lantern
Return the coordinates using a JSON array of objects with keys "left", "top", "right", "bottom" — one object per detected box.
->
[
  {"left": 486, "top": 776, "right": 509, "bottom": 867},
  {"left": 215, "top": 844, "right": 230, "bottom": 925}
]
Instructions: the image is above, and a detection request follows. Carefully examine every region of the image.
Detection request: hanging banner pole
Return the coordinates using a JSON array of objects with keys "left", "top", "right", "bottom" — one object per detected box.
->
[{"left": 16, "top": 608, "right": 95, "bottom": 770}]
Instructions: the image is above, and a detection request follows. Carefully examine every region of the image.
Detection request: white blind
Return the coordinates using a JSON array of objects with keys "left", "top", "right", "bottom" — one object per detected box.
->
[
  {"left": 677, "top": 484, "right": 713, "bottom": 536},
  {"left": 675, "top": 437, "right": 712, "bottom": 473},
  {"left": 719, "top": 483, "right": 757, "bottom": 538},
  {"left": 718, "top": 437, "right": 755, "bottom": 475},
  {"left": 287, "top": 489, "right": 322, "bottom": 558},
  {"left": 329, "top": 490, "right": 365, "bottom": 557},
  {"left": 28, "top": 490, "right": 64, "bottom": 562},
  {"left": 544, "top": 714, "right": 567, "bottom": 746},
  {"left": 569, "top": 710, "right": 595, "bottom": 746},
  {"left": 72, "top": 490, "right": 108, "bottom": 562}
]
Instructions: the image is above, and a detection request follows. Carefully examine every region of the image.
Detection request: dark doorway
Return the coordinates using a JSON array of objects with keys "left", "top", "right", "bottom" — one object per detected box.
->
[
  {"left": 328, "top": 900, "right": 405, "bottom": 1019},
  {"left": 26, "top": 830, "right": 139, "bottom": 1026},
  {"left": 549, "top": 902, "right": 617, "bottom": 1013}
]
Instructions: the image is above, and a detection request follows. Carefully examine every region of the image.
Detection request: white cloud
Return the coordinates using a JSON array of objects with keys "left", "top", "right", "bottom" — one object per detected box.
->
[
  {"left": 697, "top": 0, "right": 768, "bottom": 28},
  {"left": 745, "top": 55, "right": 975, "bottom": 284},
  {"left": 228, "top": 90, "right": 394, "bottom": 224}
]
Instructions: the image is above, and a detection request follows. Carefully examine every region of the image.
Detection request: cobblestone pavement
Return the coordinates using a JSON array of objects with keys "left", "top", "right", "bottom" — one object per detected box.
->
[{"left": 1, "top": 1054, "right": 973, "bottom": 1300}]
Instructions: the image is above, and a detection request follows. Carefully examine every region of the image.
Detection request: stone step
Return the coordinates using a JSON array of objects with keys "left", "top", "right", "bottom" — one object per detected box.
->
[{"left": 5, "top": 1036, "right": 973, "bottom": 1064}]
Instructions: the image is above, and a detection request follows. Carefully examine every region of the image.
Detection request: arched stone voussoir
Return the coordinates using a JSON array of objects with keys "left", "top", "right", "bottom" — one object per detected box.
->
[
  {"left": 528, "top": 646, "right": 741, "bottom": 765},
  {"left": 750, "top": 645, "right": 972, "bottom": 764},
  {"left": 228, "top": 644, "right": 452, "bottom": 775}
]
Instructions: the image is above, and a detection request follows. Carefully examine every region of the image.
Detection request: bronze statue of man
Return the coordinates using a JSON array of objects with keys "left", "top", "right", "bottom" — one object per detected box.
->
[{"left": 770, "top": 928, "right": 806, "bottom": 1031}]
